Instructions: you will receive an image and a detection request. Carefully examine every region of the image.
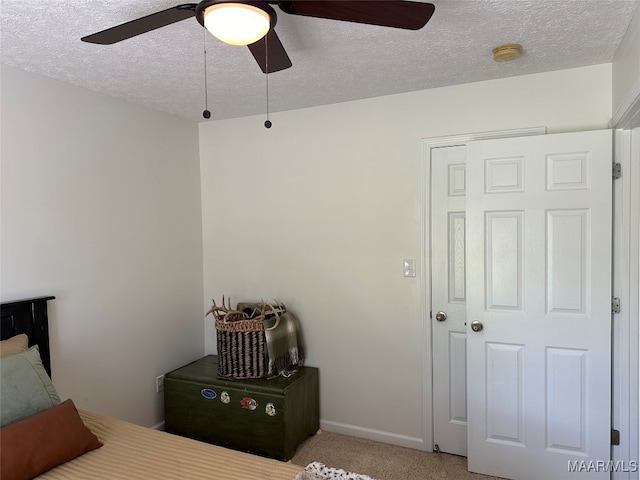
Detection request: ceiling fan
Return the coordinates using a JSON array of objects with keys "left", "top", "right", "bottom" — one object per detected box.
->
[{"left": 81, "top": 1, "right": 436, "bottom": 74}]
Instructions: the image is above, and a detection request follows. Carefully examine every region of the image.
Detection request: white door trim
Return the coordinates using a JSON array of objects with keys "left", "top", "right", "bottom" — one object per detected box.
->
[
  {"left": 612, "top": 128, "right": 640, "bottom": 480},
  {"left": 421, "top": 127, "right": 546, "bottom": 452},
  {"left": 611, "top": 80, "right": 640, "bottom": 480}
]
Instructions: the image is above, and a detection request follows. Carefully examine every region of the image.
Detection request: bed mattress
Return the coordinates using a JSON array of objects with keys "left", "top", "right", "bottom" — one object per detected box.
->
[{"left": 36, "top": 409, "right": 304, "bottom": 479}]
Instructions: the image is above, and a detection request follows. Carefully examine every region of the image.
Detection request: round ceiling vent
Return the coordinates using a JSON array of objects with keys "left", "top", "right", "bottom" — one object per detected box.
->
[{"left": 492, "top": 44, "right": 522, "bottom": 62}]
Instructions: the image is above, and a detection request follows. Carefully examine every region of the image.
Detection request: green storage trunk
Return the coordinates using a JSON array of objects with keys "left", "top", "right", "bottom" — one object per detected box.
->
[{"left": 164, "top": 355, "right": 319, "bottom": 461}]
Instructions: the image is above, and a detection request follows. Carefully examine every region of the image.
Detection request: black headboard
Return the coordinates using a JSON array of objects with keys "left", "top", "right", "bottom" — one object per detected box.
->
[{"left": 1, "top": 296, "right": 55, "bottom": 377}]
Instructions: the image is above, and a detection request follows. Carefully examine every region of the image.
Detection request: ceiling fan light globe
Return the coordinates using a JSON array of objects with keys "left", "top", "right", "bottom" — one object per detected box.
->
[{"left": 204, "top": 3, "right": 271, "bottom": 46}]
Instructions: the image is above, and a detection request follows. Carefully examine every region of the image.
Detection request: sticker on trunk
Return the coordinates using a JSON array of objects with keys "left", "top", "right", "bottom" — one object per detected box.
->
[
  {"left": 265, "top": 402, "right": 276, "bottom": 416},
  {"left": 240, "top": 396, "right": 257, "bottom": 410},
  {"left": 201, "top": 388, "right": 217, "bottom": 400}
]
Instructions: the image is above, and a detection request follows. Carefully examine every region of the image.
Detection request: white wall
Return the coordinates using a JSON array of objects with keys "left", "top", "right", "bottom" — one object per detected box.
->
[
  {"left": 199, "top": 64, "right": 612, "bottom": 444},
  {"left": 1, "top": 65, "right": 204, "bottom": 428},
  {"left": 0, "top": 61, "right": 614, "bottom": 441},
  {"left": 613, "top": 3, "right": 640, "bottom": 124}
]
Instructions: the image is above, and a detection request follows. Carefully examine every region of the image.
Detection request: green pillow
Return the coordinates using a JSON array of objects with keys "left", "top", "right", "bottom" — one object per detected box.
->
[{"left": 0, "top": 346, "right": 60, "bottom": 427}]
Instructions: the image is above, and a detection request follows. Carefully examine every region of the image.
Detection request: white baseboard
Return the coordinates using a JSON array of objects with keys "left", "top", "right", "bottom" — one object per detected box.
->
[
  {"left": 151, "top": 420, "right": 165, "bottom": 431},
  {"left": 319, "top": 420, "right": 424, "bottom": 451}
]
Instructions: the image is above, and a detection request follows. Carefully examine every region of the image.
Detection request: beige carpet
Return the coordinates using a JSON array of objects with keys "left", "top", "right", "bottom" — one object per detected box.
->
[{"left": 291, "top": 431, "right": 504, "bottom": 480}]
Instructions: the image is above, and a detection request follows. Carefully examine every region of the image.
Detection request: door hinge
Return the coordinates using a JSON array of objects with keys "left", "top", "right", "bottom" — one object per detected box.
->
[
  {"left": 612, "top": 428, "right": 620, "bottom": 446},
  {"left": 612, "top": 297, "right": 621, "bottom": 314},
  {"left": 613, "top": 162, "right": 622, "bottom": 179}
]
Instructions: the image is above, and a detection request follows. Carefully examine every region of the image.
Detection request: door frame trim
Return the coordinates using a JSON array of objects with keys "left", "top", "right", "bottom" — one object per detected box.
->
[
  {"left": 610, "top": 80, "right": 639, "bottom": 480},
  {"left": 420, "top": 127, "right": 546, "bottom": 452},
  {"left": 611, "top": 128, "right": 640, "bottom": 480}
]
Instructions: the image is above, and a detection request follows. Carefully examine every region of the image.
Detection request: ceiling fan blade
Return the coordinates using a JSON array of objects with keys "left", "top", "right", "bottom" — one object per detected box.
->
[
  {"left": 247, "top": 29, "right": 292, "bottom": 73},
  {"left": 81, "top": 4, "right": 197, "bottom": 44},
  {"left": 279, "top": 0, "right": 435, "bottom": 30}
]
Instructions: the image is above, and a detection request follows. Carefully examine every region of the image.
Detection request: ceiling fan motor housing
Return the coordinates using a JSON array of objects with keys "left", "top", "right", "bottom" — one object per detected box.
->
[{"left": 195, "top": 0, "right": 278, "bottom": 29}]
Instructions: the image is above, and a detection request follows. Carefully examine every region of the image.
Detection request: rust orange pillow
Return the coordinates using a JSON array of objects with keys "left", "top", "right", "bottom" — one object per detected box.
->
[{"left": 0, "top": 399, "right": 103, "bottom": 480}]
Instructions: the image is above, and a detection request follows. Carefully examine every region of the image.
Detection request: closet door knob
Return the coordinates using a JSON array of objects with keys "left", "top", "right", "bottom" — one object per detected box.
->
[{"left": 471, "top": 320, "right": 484, "bottom": 332}]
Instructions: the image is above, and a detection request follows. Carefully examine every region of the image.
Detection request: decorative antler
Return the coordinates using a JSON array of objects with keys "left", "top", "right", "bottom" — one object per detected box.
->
[
  {"left": 206, "top": 296, "right": 286, "bottom": 324},
  {"left": 206, "top": 296, "right": 249, "bottom": 322},
  {"left": 205, "top": 298, "right": 225, "bottom": 317}
]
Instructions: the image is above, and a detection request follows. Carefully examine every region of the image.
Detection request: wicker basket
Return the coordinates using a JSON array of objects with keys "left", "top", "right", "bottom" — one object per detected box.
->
[
  {"left": 214, "top": 316, "right": 267, "bottom": 379},
  {"left": 207, "top": 297, "right": 274, "bottom": 379}
]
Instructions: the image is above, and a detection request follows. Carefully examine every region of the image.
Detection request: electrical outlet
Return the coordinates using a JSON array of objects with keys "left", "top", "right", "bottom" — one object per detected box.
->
[{"left": 155, "top": 374, "right": 164, "bottom": 393}]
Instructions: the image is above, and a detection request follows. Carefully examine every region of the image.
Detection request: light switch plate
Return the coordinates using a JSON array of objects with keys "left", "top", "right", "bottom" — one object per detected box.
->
[{"left": 403, "top": 259, "right": 416, "bottom": 277}]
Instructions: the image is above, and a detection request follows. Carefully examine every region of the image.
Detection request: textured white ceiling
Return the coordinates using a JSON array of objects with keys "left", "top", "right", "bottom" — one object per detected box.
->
[{"left": 1, "top": 0, "right": 638, "bottom": 122}]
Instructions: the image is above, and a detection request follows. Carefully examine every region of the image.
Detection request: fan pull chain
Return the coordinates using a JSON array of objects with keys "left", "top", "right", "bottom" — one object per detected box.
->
[
  {"left": 203, "top": 28, "right": 211, "bottom": 119},
  {"left": 264, "top": 32, "right": 272, "bottom": 129}
]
